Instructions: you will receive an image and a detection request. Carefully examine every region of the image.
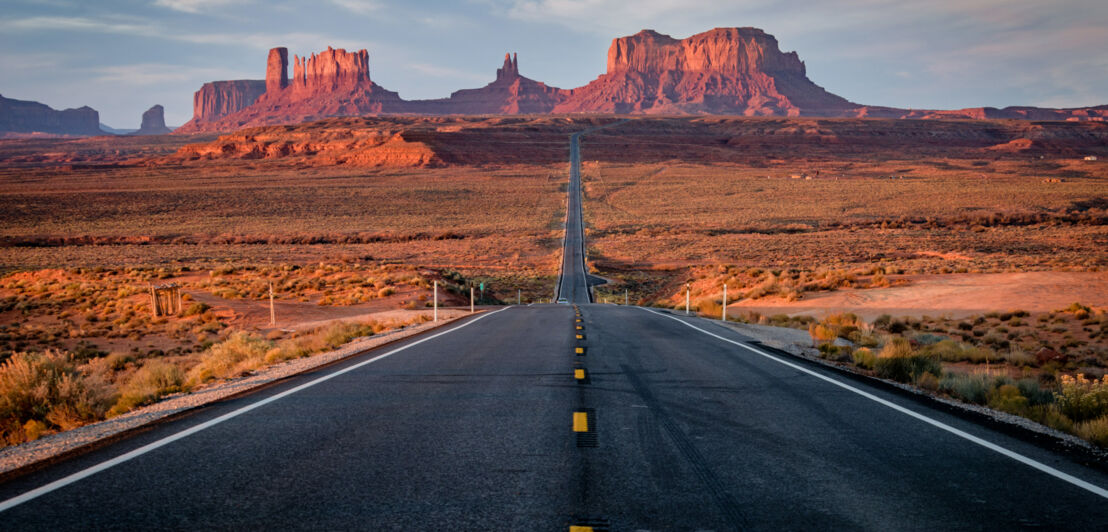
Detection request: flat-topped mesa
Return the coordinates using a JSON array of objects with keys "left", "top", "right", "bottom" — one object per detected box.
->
[
  {"left": 496, "top": 53, "right": 519, "bottom": 81},
  {"left": 175, "top": 80, "right": 266, "bottom": 133},
  {"left": 291, "top": 47, "right": 372, "bottom": 98},
  {"left": 556, "top": 27, "right": 852, "bottom": 115},
  {"left": 606, "top": 27, "right": 806, "bottom": 76},
  {"left": 266, "top": 47, "right": 289, "bottom": 93}
]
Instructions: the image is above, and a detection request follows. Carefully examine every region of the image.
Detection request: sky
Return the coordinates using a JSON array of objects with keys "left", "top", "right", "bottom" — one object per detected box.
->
[{"left": 2, "top": 0, "right": 1106, "bottom": 128}]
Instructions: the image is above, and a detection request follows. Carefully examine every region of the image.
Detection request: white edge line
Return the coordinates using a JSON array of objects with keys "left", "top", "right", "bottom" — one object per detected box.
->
[
  {"left": 640, "top": 307, "right": 1108, "bottom": 500},
  {"left": 0, "top": 307, "right": 512, "bottom": 513}
]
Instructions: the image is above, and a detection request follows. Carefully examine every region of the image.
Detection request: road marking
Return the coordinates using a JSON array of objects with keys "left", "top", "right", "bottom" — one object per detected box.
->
[
  {"left": 641, "top": 308, "right": 1108, "bottom": 500},
  {"left": 576, "top": 326, "right": 583, "bottom": 330},
  {"left": 573, "top": 411, "right": 589, "bottom": 432},
  {"left": 575, "top": 368, "right": 586, "bottom": 380},
  {"left": 576, "top": 334, "right": 584, "bottom": 340},
  {"left": 569, "top": 527, "right": 594, "bottom": 532},
  {"left": 575, "top": 347, "right": 585, "bottom": 355},
  {"left": 0, "top": 307, "right": 513, "bottom": 513}
]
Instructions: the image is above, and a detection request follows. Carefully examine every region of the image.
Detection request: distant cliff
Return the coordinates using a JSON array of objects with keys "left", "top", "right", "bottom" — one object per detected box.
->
[{"left": 0, "top": 93, "right": 102, "bottom": 136}]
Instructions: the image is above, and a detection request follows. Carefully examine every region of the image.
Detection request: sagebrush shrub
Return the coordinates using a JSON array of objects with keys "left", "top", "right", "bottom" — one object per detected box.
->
[
  {"left": 0, "top": 350, "right": 114, "bottom": 444},
  {"left": 1055, "top": 374, "right": 1108, "bottom": 423},
  {"left": 874, "top": 338, "right": 941, "bottom": 383},
  {"left": 110, "top": 360, "right": 185, "bottom": 416}
]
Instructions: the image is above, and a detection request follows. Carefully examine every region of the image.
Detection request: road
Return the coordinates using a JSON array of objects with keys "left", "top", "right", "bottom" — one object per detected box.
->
[
  {"left": 1, "top": 128, "right": 1107, "bottom": 530},
  {"left": 555, "top": 130, "right": 592, "bottom": 304}
]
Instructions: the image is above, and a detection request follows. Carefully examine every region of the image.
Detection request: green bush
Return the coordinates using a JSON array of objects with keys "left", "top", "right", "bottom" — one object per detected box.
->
[
  {"left": 940, "top": 372, "right": 989, "bottom": 404},
  {"left": 1055, "top": 374, "right": 1108, "bottom": 423},
  {"left": 987, "top": 384, "right": 1029, "bottom": 415},
  {"left": 1073, "top": 417, "right": 1108, "bottom": 447},
  {"left": 852, "top": 347, "right": 876, "bottom": 370},
  {"left": 183, "top": 302, "right": 211, "bottom": 316},
  {"left": 874, "top": 338, "right": 941, "bottom": 383},
  {"left": 110, "top": 360, "right": 185, "bottom": 416}
]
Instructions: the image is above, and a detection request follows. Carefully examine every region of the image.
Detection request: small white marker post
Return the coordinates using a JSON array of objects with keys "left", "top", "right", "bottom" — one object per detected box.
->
[
  {"left": 433, "top": 281, "right": 438, "bottom": 322},
  {"left": 624, "top": 289, "right": 628, "bottom": 306},
  {"left": 517, "top": 289, "right": 521, "bottom": 305},
  {"left": 685, "top": 283, "right": 690, "bottom": 316},
  {"left": 722, "top": 284, "right": 727, "bottom": 322},
  {"left": 470, "top": 286, "right": 475, "bottom": 314}
]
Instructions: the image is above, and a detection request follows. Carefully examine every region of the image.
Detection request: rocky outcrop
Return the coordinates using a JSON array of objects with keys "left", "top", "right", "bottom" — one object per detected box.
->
[
  {"left": 555, "top": 28, "right": 854, "bottom": 115},
  {"left": 266, "top": 47, "right": 289, "bottom": 94},
  {"left": 186, "top": 47, "right": 404, "bottom": 131},
  {"left": 289, "top": 47, "right": 373, "bottom": 97},
  {"left": 175, "top": 80, "right": 266, "bottom": 133},
  {"left": 432, "top": 53, "right": 566, "bottom": 114},
  {"left": 0, "top": 93, "right": 102, "bottom": 136},
  {"left": 135, "top": 104, "right": 172, "bottom": 135}
]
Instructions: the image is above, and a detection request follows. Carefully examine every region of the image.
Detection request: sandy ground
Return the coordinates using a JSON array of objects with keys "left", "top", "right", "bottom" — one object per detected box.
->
[
  {"left": 186, "top": 288, "right": 472, "bottom": 332},
  {"left": 729, "top": 271, "right": 1108, "bottom": 320}
]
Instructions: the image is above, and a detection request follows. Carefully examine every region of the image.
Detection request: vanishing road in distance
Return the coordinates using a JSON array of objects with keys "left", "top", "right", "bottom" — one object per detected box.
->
[{"left": 1, "top": 125, "right": 1106, "bottom": 530}]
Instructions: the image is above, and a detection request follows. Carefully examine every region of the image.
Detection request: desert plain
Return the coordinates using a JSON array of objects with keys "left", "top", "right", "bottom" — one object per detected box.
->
[{"left": 0, "top": 113, "right": 1105, "bottom": 446}]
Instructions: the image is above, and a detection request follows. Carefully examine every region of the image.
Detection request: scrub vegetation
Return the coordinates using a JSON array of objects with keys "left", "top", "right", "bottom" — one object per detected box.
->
[{"left": 704, "top": 305, "right": 1108, "bottom": 447}]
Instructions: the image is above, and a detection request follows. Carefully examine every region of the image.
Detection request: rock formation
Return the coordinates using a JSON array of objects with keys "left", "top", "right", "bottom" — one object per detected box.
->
[
  {"left": 175, "top": 80, "right": 266, "bottom": 133},
  {"left": 433, "top": 53, "right": 566, "bottom": 114},
  {"left": 176, "top": 28, "right": 1108, "bottom": 133},
  {"left": 555, "top": 27, "right": 854, "bottom": 115},
  {"left": 185, "top": 47, "right": 404, "bottom": 131},
  {"left": 135, "top": 104, "right": 172, "bottom": 135},
  {"left": 266, "top": 47, "right": 289, "bottom": 94},
  {"left": 0, "top": 93, "right": 102, "bottom": 136}
]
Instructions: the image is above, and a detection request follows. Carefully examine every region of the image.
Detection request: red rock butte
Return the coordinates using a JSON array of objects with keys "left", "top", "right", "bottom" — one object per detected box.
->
[{"left": 172, "top": 27, "right": 1108, "bottom": 134}]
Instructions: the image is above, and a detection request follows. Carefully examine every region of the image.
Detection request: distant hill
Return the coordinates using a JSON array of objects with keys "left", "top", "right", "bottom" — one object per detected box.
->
[{"left": 0, "top": 93, "right": 102, "bottom": 136}]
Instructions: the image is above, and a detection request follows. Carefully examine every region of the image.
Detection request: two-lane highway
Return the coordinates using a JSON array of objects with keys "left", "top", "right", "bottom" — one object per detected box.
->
[
  {"left": 1, "top": 124, "right": 1106, "bottom": 530},
  {"left": 555, "top": 131, "right": 592, "bottom": 305}
]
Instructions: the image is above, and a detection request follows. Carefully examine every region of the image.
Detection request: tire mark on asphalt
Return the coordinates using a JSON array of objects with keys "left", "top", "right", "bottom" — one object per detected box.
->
[{"left": 621, "top": 363, "right": 748, "bottom": 531}]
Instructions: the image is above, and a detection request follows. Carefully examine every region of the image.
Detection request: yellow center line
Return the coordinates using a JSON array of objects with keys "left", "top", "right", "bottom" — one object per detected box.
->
[
  {"left": 573, "top": 411, "right": 589, "bottom": 432},
  {"left": 575, "top": 347, "right": 584, "bottom": 354},
  {"left": 569, "top": 527, "right": 594, "bottom": 532},
  {"left": 576, "top": 334, "right": 584, "bottom": 339},
  {"left": 574, "top": 368, "right": 585, "bottom": 380},
  {"left": 576, "top": 326, "right": 583, "bottom": 330}
]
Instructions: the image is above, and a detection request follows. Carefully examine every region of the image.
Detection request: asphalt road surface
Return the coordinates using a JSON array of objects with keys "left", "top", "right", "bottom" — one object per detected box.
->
[
  {"left": 555, "top": 130, "right": 592, "bottom": 305},
  {"left": 2, "top": 129, "right": 1107, "bottom": 530}
]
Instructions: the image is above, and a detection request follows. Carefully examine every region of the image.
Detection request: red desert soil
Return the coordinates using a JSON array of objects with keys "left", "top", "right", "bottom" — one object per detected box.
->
[
  {"left": 729, "top": 271, "right": 1108, "bottom": 320},
  {"left": 185, "top": 286, "right": 466, "bottom": 332}
]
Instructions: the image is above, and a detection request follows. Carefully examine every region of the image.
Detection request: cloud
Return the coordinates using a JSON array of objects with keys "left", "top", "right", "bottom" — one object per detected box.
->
[
  {"left": 89, "top": 63, "right": 247, "bottom": 85},
  {"left": 1, "top": 16, "right": 158, "bottom": 36},
  {"left": 152, "top": 0, "right": 246, "bottom": 14},
  {"left": 407, "top": 63, "right": 487, "bottom": 82},
  {"left": 329, "top": 0, "right": 382, "bottom": 15},
  {"left": 0, "top": 15, "right": 372, "bottom": 54}
]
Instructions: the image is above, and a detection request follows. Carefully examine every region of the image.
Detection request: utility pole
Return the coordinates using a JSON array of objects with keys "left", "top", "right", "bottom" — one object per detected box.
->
[
  {"left": 686, "top": 283, "right": 690, "bottom": 316},
  {"left": 433, "top": 281, "right": 438, "bottom": 322},
  {"left": 470, "top": 286, "right": 475, "bottom": 313},
  {"left": 269, "top": 282, "right": 276, "bottom": 327},
  {"left": 722, "top": 284, "right": 727, "bottom": 322}
]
